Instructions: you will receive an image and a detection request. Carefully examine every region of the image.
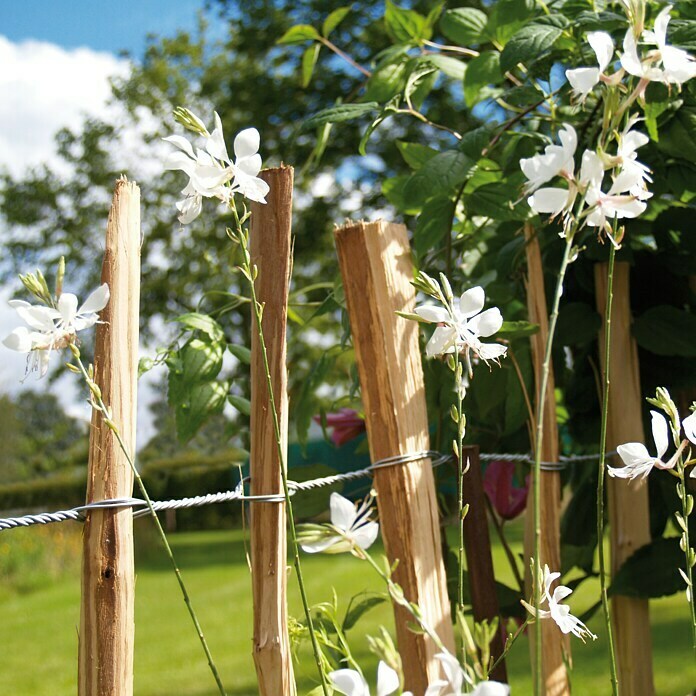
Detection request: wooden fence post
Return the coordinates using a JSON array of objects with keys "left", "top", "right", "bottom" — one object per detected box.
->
[
  {"left": 78, "top": 177, "right": 140, "bottom": 696},
  {"left": 335, "top": 220, "right": 455, "bottom": 694},
  {"left": 523, "top": 228, "right": 570, "bottom": 696},
  {"left": 460, "top": 445, "right": 507, "bottom": 683},
  {"left": 249, "top": 166, "right": 296, "bottom": 696},
  {"left": 595, "top": 261, "right": 655, "bottom": 694}
]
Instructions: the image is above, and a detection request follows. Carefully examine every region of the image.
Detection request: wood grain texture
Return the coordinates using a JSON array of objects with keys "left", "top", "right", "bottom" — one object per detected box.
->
[
  {"left": 78, "top": 177, "right": 140, "bottom": 696},
  {"left": 250, "top": 166, "right": 296, "bottom": 696},
  {"left": 335, "top": 220, "right": 454, "bottom": 694},
  {"left": 460, "top": 445, "right": 507, "bottom": 683},
  {"left": 595, "top": 261, "right": 655, "bottom": 695},
  {"left": 523, "top": 229, "right": 570, "bottom": 696}
]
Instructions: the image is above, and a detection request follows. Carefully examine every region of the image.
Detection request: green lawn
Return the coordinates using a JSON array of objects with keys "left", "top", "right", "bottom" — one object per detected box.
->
[{"left": 0, "top": 521, "right": 694, "bottom": 695}]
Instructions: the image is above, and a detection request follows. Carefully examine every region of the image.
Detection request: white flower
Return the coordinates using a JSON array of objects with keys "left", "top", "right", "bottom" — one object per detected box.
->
[
  {"left": 330, "top": 661, "right": 410, "bottom": 696},
  {"left": 164, "top": 111, "right": 269, "bottom": 223},
  {"left": 683, "top": 411, "right": 696, "bottom": 446},
  {"left": 609, "top": 410, "right": 678, "bottom": 480},
  {"left": 414, "top": 287, "right": 507, "bottom": 363},
  {"left": 424, "top": 652, "right": 508, "bottom": 696},
  {"left": 566, "top": 31, "right": 615, "bottom": 100},
  {"left": 524, "top": 565, "right": 597, "bottom": 643},
  {"left": 300, "top": 492, "right": 379, "bottom": 554},
  {"left": 2, "top": 284, "right": 110, "bottom": 378},
  {"left": 621, "top": 5, "right": 696, "bottom": 85},
  {"left": 520, "top": 124, "right": 577, "bottom": 192},
  {"left": 614, "top": 117, "right": 652, "bottom": 192}
]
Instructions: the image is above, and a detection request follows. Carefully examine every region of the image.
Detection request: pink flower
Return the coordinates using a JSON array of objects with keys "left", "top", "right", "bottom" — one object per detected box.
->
[
  {"left": 483, "top": 460, "right": 529, "bottom": 520},
  {"left": 314, "top": 408, "right": 366, "bottom": 447}
]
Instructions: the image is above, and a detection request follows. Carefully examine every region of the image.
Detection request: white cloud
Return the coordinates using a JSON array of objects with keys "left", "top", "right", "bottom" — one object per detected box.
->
[{"left": 0, "top": 36, "right": 128, "bottom": 176}]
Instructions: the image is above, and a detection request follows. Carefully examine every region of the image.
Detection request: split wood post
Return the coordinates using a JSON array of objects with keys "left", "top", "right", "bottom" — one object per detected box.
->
[
  {"left": 460, "top": 445, "right": 507, "bottom": 683},
  {"left": 249, "top": 166, "right": 296, "bottom": 696},
  {"left": 335, "top": 220, "right": 455, "bottom": 694},
  {"left": 78, "top": 177, "right": 140, "bottom": 696},
  {"left": 595, "top": 261, "right": 655, "bottom": 694},
  {"left": 523, "top": 228, "right": 570, "bottom": 696}
]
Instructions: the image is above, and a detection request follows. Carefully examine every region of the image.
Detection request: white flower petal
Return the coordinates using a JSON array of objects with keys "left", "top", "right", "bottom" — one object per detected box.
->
[
  {"left": 236, "top": 153, "right": 263, "bottom": 177},
  {"left": 3, "top": 327, "right": 33, "bottom": 352},
  {"left": 176, "top": 195, "right": 203, "bottom": 224},
  {"left": 426, "top": 326, "right": 457, "bottom": 357},
  {"left": 650, "top": 410, "right": 670, "bottom": 459},
  {"left": 300, "top": 535, "right": 342, "bottom": 554},
  {"left": 234, "top": 127, "right": 261, "bottom": 159},
  {"left": 352, "top": 521, "right": 379, "bottom": 551},
  {"left": 682, "top": 412, "right": 696, "bottom": 445},
  {"left": 616, "top": 442, "right": 651, "bottom": 468},
  {"left": 79, "top": 284, "right": 110, "bottom": 315},
  {"left": 566, "top": 67, "right": 600, "bottom": 98},
  {"left": 459, "top": 287, "right": 485, "bottom": 318},
  {"left": 14, "top": 304, "right": 58, "bottom": 332},
  {"left": 330, "top": 669, "right": 370, "bottom": 696},
  {"left": 467, "top": 307, "right": 503, "bottom": 338},
  {"left": 376, "top": 662, "right": 400, "bottom": 696},
  {"left": 57, "top": 293, "right": 78, "bottom": 325},
  {"left": 206, "top": 113, "right": 231, "bottom": 164},
  {"left": 329, "top": 492, "right": 357, "bottom": 532},
  {"left": 579, "top": 149, "right": 604, "bottom": 188},
  {"left": 414, "top": 305, "right": 450, "bottom": 324},
  {"left": 472, "top": 681, "right": 511, "bottom": 696},
  {"left": 588, "top": 31, "right": 615, "bottom": 73},
  {"left": 477, "top": 343, "right": 508, "bottom": 361},
  {"left": 528, "top": 187, "right": 571, "bottom": 215},
  {"left": 162, "top": 134, "right": 196, "bottom": 159}
]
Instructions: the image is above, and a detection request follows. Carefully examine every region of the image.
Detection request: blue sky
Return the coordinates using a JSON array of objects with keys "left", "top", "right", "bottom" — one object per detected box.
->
[{"left": 0, "top": 0, "right": 203, "bottom": 54}]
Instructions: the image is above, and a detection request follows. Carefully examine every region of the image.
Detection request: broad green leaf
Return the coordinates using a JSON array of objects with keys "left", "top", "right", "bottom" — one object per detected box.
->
[
  {"left": 487, "top": 0, "right": 534, "bottom": 46},
  {"left": 403, "top": 150, "right": 475, "bottom": 206},
  {"left": 174, "top": 312, "right": 224, "bottom": 341},
  {"left": 465, "top": 181, "right": 527, "bottom": 221},
  {"left": 228, "top": 394, "right": 251, "bottom": 417},
  {"left": 459, "top": 125, "right": 495, "bottom": 159},
  {"left": 382, "top": 175, "right": 421, "bottom": 215},
  {"left": 404, "top": 61, "right": 439, "bottom": 107},
  {"left": 609, "top": 537, "right": 685, "bottom": 598},
  {"left": 178, "top": 338, "right": 224, "bottom": 386},
  {"left": 556, "top": 302, "right": 601, "bottom": 346},
  {"left": 227, "top": 344, "right": 251, "bottom": 364},
  {"left": 322, "top": 6, "right": 351, "bottom": 37},
  {"left": 414, "top": 195, "right": 456, "bottom": 257},
  {"left": 633, "top": 305, "right": 696, "bottom": 357},
  {"left": 497, "top": 320, "right": 539, "bottom": 338},
  {"left": 363, "top": 57, "right": 409, "bottom": 102},
  {"left": 396, "top": 140, "right": 439, "bottom": 169},
  {"left": 384, "top": 0, "right": 429, "bottom": 43},
  {"left": 358, "top": 99, "right": 397, "bottom": 155},
  {"left": 342, "top": 593, "right": 386, "bottom": 631},
  {"left": 657, "top": 107, "right": 696, "bottom": 162},
  {"left": 175, "top": 381, "right": 228, "bottom": 443},
  {"left": 670, "top": 19, "right": 696, "bottom": 51},
  {"left": 439, "top": 8, "right": 488, "bottom": 46},
  {"left": 303, "top": 102, "right": 379, "bottom": 129},
  {"left": 575, "top": 10, "right": 626, "bottom": 33},
  {"left": 301, "top": 44, "right": 320, "bottom": 88},
  {"left": 277, "top": 24, "right": 320, "bottom": 45},
  {"left": 464, "top": 52, "right": 502, "bottom": 107},
  {"left": 424, "top": 54, "right": 466, "bottom": 81},
  {"left": 500, "top": 23, "right": 563, "bottom": 72}
]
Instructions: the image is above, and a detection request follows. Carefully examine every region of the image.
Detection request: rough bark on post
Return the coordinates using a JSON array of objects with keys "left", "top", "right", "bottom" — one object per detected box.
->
[
  {"left": 523, "top": 228, "right": 570, "bottom": 696},
  {"left": 595, "top": 261, "right": 655, "bottom": 695},
  {"left": 460, "top": 445, "right": 507, "bottom": 683},
  {"left": 249, "top": 166, "right": 296, "bottom": 696},
  {"left": 335, "top": 220, "right": 455, "bottom": 694},
  {"left": 78, "top": 177, "right": 140, "bottom": 696}
]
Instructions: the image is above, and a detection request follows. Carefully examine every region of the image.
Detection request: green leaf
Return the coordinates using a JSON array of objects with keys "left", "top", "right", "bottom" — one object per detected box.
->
[
  {"left": 633, "top": 305, "right": 696, "bottom": 357},
  {"left": 381, "top": 175, "right": 421, "bottom": 215},
  {"left": 439, "top": 8, "right": 488, "bottom": 46},
  {"left": 342, "top": 592, "right": 386, "bottom": 631},
  {"left": 487, "top": 0, "right": 534, "bottom": 46},
  {"left": 464, "top": 52, "right": 502, "bottom": 107},
  {"left": 384, "top": 0, "right": 429, "bottom": 43},
  {"left": 227, "top": 344, "right": 251, "bottom": 365},
  {"left": 459, "top": 125, "right": 495, "bottom": 159},
  {"left": 174, "top": 312, "right": 224, "bottom": 341},
  {"left": 500, "top": 23, "right": 563, "bottom": 72},
  {"left": 465, "top": 181, "right": 527, "bottom": 221},
  {"left": 497, "top": 320, "right": 539, "bottom": 338},
  {"left": 175, "top": 381, "right": 228, "bottom": 443},
  {"left": 556, "top": 302, "right": 601, "bottom": 346},
  {"left": 277, "top": 24, "right": 320, "bottom": 45},
  {"left": 228, "top": 394, "right": 251, "bottom": 417},
  {"left": 423, "top": 54, "right": 466, "bottom": 81},
  {"left": 322, "top": 6, "right": 351, "bottom": 37},
  {"left": 178, "top": 339, "right": 224, "bottom": 386},
  {"left": 396, "top": 141, "right": 439, "bottom": 169},
  {"left": 609, "top": 537, "right": 685, "bottom": 598},
  {"left": 363, "top": 57, "right": 409, "bottom": 102},
  {"left": 301, "top": 44, "right": 320, "bottom": 88},
  {"left": 657, "top": 106, "right": 696, "bottom": 162},
  {"left": 414, "top": 195, "right": 456, "bottom": 257},
  {"left": 403, "top": 150, "right": 475, "bottom": 206},
  {"left": 303, "top": 102, "right": 379, "bottom": 130}
]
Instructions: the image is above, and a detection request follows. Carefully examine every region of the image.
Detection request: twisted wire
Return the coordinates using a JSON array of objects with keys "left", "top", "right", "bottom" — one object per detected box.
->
[{"left": 0, "top": 449, "right": 610, "bottom": 531}]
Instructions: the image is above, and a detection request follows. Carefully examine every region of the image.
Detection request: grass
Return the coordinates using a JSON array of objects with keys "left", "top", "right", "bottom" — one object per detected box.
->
[{"left": 0, "top": 519, "right": 694, "bottom": 694}]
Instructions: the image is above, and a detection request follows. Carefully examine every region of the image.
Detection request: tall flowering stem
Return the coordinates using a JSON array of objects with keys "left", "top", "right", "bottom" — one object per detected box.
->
[
  {"left": 531, "top": 231, "right": 576, "bottom": 696},
  {"left": 70, "top": 347, "right": 228, "bottom": 696},
  {"left": 676, "top": 457, "right": 696, "bottom": 654},
  {"left": 596, "top": 242, "right": 620, "bottom": 694},
  {"left": 229, "top": 207, "right": 329, "bottom": 695}
]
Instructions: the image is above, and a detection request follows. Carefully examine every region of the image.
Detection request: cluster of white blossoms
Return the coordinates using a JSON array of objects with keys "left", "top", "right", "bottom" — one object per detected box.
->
[
  {"left": 413, "top": 286, "right": 507, "bottom": 364},
  {"left": 566, "top": 6, "right": 696, "bottom": 101},
  {"left": 520, "top": 120, "right": 651, "bottom": 242},
  {"left": 523, "top": 565, "right": 597, "bottom": 643},
  {"left": 164, "top": 111, "right": 269, "bottom": 224},
  {"left": 2, "top": 284, "right": 110, "bottom": 378},
  {"left": 610, "top": 408, "right": 696, "bottom": 481}
]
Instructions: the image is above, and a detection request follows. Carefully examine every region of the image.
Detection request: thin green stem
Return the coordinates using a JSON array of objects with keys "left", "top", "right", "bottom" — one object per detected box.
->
[
  {"left": 531, "top": 232, "right": 576, "bottom": 696},
  {"left": 237, "top": 224, "right": 328, "bottom": 695},
  {"left": 596, "top": 243, "right": 620, "bottom": 695},
  {"left": 73, "top": 352, "right": 227, "bottom": 696},
  {"left": 676, "top": 462, "right": 696, "bottom": 654},
  {"left": 487, "top": 618, "right": 530, "bottom": 678},
  {"left": 456, "top": 352, "right": 466, "bottom": 616}
]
